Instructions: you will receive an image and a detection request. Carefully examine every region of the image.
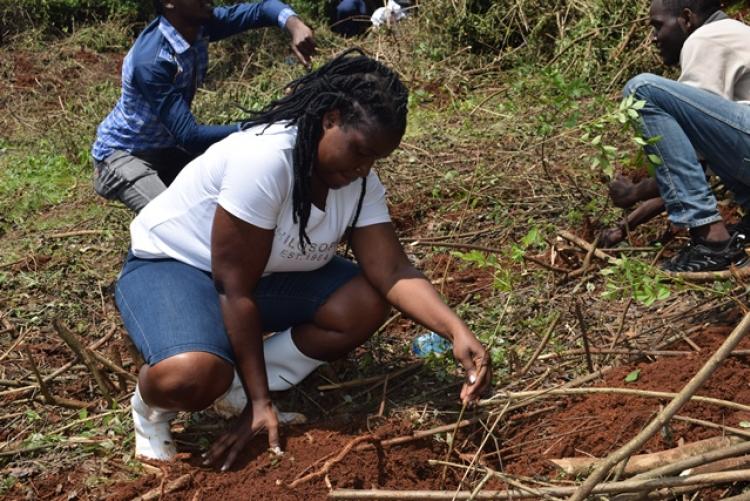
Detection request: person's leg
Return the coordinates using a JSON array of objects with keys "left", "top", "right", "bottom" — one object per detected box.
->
[
  {"left": 624, "top": 74, "right": 750, "bottom": 233},
  {"left": 116, "top": 253, "right": 237, "bottom": 459},
  {"left": 93, "top": 150, "right": 167, "bottom": 212},
  {"left": 333, "top": 0, "right": 369, "bottom": 36},
  {"left": 624, "top": 74, "right": 750, "bottom": 270},
  {"left": 213, "top": 257, "right": 388, "bottom": 417}
]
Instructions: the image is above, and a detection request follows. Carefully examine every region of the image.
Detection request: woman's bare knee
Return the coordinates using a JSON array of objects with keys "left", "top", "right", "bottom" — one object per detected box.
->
[{"left": 140, "top": 352, "right": 233, "bottom": 411}]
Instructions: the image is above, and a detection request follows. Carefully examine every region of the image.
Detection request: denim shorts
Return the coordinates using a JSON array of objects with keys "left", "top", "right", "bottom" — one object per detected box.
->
[{"left": 115, "top": 252, "right": 360, "bottom": 365}]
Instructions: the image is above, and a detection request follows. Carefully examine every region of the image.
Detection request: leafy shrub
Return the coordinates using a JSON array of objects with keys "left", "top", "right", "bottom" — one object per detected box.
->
[{"left": 1, "top": 0, "right": 150, "bottom": 40}]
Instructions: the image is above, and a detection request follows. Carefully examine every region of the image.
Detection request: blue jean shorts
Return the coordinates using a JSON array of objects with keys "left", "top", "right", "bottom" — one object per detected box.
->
[{"left": 115, "top": 252, "right": 360, "bottom": 365}]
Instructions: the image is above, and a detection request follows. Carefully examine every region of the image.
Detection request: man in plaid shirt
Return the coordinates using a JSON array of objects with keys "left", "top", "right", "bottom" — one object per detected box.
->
[{"left": 92, "top": 0, "right": 315, "bottom": 212}]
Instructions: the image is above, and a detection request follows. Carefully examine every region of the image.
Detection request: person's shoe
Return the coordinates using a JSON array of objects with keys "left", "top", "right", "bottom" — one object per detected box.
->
[
  {"left": 661, "top": 234, "right": 747, "bottom": 273},
  {"left": 131, "top": 386, "right": 177, "bottom": 461},
  {"left": 213, "top": 371, "right": 307, "bottom": 425},
  {"left": 727, "top": 215, "right": 750, "bottom": 242}
]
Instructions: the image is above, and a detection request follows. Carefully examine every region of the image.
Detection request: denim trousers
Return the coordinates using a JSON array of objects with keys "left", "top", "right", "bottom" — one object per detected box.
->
[{"left": 624, "top": 73, "right": 750, "bottom": 228}]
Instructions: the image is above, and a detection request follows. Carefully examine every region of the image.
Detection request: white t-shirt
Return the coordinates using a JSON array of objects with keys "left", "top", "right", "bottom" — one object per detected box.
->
[
  {"left": 679, "top": 17, "right": 750, "bottom": 104},
  {"left": 130, "top": 123, "right": 391, "bottom": 273}
]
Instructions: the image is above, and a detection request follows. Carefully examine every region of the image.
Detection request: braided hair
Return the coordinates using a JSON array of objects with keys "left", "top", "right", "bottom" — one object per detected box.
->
[{"left": 242, "top": 48, "right": 409, "bottom": 253}]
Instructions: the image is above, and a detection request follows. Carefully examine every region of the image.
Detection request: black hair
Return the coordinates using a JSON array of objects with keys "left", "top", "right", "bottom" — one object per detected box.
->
[
  {"left": 242, "top": 48, "right": 409, "bottom": 253},
  {"left": 153, "top": 0, "right": 164, "bottom": 15},
  {"left": 656, "top": 0, "right": 722, "bottom": 17}
]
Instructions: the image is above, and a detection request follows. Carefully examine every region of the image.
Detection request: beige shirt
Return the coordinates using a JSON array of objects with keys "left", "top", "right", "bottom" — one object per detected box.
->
[{"left": 679, "top": 17, "right": 750, "bottom": 104}]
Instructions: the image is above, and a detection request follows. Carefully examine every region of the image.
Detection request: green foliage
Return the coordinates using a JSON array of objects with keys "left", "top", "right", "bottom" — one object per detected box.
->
[
  {"left": 580, "top": 94, "right": 654, "bottom": 179},
  {"left": 601, "top": 256, "right": 671, "bottom": 306},
  {"left": 2, "top": 0, "right": 149, "bottom": 38},
  {"left": 0, "top": 141, "right": 85, "bottom": 233}
]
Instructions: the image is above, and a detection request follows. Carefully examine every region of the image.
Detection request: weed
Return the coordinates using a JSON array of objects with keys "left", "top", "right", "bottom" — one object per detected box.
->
[{"left": 601, "top": 256, "right": 671, "bottom": 306}]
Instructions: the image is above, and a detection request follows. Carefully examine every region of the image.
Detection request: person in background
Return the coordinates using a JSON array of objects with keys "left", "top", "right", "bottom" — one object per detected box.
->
[
  {"left": 115, "top": 50, "right": 491, "bottom": 467},
  {"left": 91, "top": 0, "right": 315, "bottom": 213},
  {"left": 608, "top": 0, "right": 750, "bottom": 271}
]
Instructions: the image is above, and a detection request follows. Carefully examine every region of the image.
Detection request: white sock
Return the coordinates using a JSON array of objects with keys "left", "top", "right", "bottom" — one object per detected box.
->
[
  {"left": 213, "top": 328, "right": 324, "bottom": 418},
  {"left": 264, "top": 328, "right": 325, "bottom": 391},
  {"left": 131, "top": 386, "right": 177, "bottom": 461}
]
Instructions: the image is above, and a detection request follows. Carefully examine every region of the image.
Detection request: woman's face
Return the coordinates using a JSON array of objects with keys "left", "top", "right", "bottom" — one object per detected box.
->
[{"left": 315, "top": 110, "right": 402, "bottom": 190}]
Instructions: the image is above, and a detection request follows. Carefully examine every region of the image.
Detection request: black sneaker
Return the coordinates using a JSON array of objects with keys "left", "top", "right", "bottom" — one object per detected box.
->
[
  {"left": 727, "top": 215, "right": 750, "bottom": 241},
  {"left": 661, "top": 234, "right": 748, "bottom": 272}
]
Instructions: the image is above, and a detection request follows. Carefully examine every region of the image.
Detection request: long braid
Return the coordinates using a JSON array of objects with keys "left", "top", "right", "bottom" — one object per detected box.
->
[{"left": 242, "top": 48, "right": 409, "bottom": 252}]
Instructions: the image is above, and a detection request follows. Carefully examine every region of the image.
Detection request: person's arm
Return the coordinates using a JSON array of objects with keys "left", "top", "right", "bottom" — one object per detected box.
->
[
  {"left": 203, "top": 206, "right": 279, "bottom": 471},
  {"left": 207, "top": 2, "right": 315, "bottom": 67},
  {"left": 351, "top": 222, "right": 491, "bottom": 404},
  {"left": 609, "top": 175, "right": 660, "bottom": 209},
  {"left": 132, "top": 61, "right": 238, "bottom": 153}
]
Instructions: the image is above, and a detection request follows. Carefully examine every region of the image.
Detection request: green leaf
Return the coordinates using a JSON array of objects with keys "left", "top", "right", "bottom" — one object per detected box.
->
[
  {"left": 647, "top": 154, "right": 663, "bottom": 166},
  {"left": 624, "top": 369, "right": 641, "bottom": 383}
]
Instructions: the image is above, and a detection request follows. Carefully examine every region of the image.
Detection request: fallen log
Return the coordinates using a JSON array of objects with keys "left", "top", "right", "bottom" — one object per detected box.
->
[{"left": 549, "top": 436, "right": 739, "bottom": 476}]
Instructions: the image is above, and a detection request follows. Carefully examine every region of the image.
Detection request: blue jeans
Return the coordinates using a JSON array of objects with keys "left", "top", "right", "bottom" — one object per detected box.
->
[
  {"left": 333, "top": 0, "right": 369, "bottom": 36},
  {"left": 624, "top": 74, "right": 750, "bottom": 228}
]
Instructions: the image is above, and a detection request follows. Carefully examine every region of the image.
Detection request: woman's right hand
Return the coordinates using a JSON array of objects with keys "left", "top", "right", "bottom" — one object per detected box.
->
[{"left": 203, "top": 399, "right": 280, "bottom": 472}]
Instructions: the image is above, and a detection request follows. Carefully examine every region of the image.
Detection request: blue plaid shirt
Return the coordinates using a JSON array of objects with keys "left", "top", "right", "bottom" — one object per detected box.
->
[{"left": 91, "top": 1, "right": 296, "bottom": 161}]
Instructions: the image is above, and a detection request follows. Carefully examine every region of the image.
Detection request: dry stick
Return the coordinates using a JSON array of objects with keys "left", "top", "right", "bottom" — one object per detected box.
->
[
  {"left": 666, "top": 264, "right": 750, "bottom": 283},
  {"left": 538, "top": 348, "right": 694, "bottom": 360},
  {"left": 132, "top": 473, "right": 192, "bottom": 501},
  {"left": 377, "top": 373, "right": 389, "bottom": 418},
  {"left": 558, "top": 230, "right": 616, "bottom": 264},
  {"left": 46, "top": 229, "right": 107, "bottom": 239},
  {"left": 23, "top": 345, "right": 55, "bottom": 404},
  {"left": 53, "top": 319, "right": 114, "bottom": 405},
  {"left": 90, "top": 349, "right": 138, "bottom": 383},
  {"left": 289, "top": 434, "right": 377, "bottom": 488},
  {"left": 574, "top": 302, "right": 594, "bottom": 373},
  {"left": 671, "top": 415, "right": 750, "bottom": 440},
  {"left": 328, "top": 470, "right": 750, "bottom": 499},
  {"left": 110, "top": 344, "right": 128, "bottom": 392},
  {"left": 610, "top": 297, "right": 633, "bottom": 350},
  {"left": 439, "top": 401, "right": 468, "bottom": 487},
  {"left": 567, "top": 311, "right": 750, "bottom": 501},
  {"left": 318, "top": 362, "right": 422, "bottom": 391},
  {"left": 407, "top": 240, "right": 504, "bottom": 255},
  {"left": 479, "top": 387, "right": 750, "bottom": 413},
  {"left": 523, "top": 254, "right": 570, "bottom": 274},
  {"left": 518, "top": 310, "right": 561, "bottom": 377},
  {"left": 21, "top": 345, "right": 90, "bottom": 409}
]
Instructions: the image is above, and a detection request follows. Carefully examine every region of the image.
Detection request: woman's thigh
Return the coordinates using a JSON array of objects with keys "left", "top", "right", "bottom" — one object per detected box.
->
[{"left": 115, "top": 252, "right": 232, "bottom": 365}]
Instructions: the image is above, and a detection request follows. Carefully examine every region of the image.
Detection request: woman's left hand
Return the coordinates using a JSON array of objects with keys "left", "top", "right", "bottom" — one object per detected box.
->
[{"left": 452, "top": 332, "right": 492, "bottom": 405}]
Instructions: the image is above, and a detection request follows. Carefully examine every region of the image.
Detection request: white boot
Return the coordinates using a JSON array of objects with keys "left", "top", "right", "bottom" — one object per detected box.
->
[
  {"left": 213, "top": 328, "right": 323, "bottom": 422},
  {"left": 131, "top": 386, "right": 177, "bottom": 461}
]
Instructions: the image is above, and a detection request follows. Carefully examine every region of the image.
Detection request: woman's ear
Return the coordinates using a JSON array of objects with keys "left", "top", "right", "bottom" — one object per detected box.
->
[{"left": 322, "top": 110, "right": 341, "bottom": 129}]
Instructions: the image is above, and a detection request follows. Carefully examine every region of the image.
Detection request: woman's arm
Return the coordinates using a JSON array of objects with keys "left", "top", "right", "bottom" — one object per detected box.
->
[
  {"left": 204, "top": 205, "right": 278, "bottom": 470},
  {"left": 352, "top": 222, "right": 491, "bottom": 403}
]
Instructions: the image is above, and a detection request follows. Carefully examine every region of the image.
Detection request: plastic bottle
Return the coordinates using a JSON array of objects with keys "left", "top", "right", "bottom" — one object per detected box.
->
[{"left": 411, "top": 331, "right": 452, "bottom": 357}]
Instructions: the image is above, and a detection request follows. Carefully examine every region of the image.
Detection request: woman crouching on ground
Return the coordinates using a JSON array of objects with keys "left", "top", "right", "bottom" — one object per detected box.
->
[{"left": 115, "top": 49, "right": 492, "bottom": 470}]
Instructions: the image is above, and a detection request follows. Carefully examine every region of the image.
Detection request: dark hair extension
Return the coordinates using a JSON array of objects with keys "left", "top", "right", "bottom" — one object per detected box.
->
[{"left": 242, "top": 48, "right": 409, "bottom": 253}]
